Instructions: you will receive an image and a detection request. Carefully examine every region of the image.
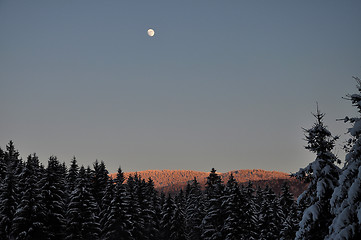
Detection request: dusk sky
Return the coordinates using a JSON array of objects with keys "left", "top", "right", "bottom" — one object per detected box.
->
[{"left": 1, "top": 0, "right": 361, "bottom": 174}]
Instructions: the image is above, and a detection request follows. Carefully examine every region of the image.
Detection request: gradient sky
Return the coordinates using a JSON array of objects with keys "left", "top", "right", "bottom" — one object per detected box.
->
[{"left": 1, "top": 0, "right": 361, "bottom": 174}]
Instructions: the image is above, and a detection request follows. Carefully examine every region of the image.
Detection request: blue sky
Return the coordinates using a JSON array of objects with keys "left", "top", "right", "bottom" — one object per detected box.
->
[{"left": 1, "top": 0, "right": 361, "bottom": 173}]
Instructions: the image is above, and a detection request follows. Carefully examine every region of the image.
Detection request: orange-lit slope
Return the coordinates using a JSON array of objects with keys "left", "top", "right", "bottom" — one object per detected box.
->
[{"left": 110, "top": 169, "right": 294, "bottom": 190}]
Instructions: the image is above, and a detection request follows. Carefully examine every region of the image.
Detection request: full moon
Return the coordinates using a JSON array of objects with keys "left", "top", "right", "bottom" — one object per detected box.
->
[{"left": 147, "top": 28, "right": 155, "bottom": 37}]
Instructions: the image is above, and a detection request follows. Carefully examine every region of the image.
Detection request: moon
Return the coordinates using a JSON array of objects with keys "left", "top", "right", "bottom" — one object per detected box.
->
[{"left": 147, "top": 28, "right": 155, "bottom": 37}]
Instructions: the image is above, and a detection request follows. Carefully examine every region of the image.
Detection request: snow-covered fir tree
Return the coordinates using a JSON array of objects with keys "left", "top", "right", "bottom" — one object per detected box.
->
[
  {"left": 222, "top": 174, "right": 243, "bottom": 240},
  {"left": 135, "top": 176, "right": 155, "bottom": 240},
  {"left": 103, "top": 167, "right": 132, "bottom": 240},
  {"left": 239, "top": 181, "right": 258, "bottom": 239},
  {"left": 144, "top": 177, "right": 161, "bottom": 240},
  {"left": 184, "top": 177, "right": 204, "bottom": 240},
  {"left": 0, "top": 147, "right": 6, "bottom": 180},
  {"left": 99, "top": 177, "right": 115, "bottom": 239},
  {"left": 66, "top": 166, "right": 101, "bottom": 240},
  {"left": 293, "top": 106, "right": 340, "bottom": 240},
  {"left": 0, "top": 143, "right": 21, "bottom": 239},
  {"left": 256, "top": 185, "right": 282, "bottom": 240},
  {"left": 41, "top": 156, "right": 67, "bottom": 240},
  {"left": 279, "top": 182, "right": 299, "bottom": 240},
  {"left": 126, "top": 174, "right": 146, "bottom": 240},
  {"left": 91, "top": 160, "right": 109, "bottom": 213},
  {"left": 169, "top": 197, "right": 186, "bottom": 240},
  {"left": 66, "top": 157, "right": 79, "bottom": 196},
  {"left": 201, "top": 168, "right": 225, "bottom": 240},
  {"left": 0, "top": 165, "right": 18, "bottom": 239},
  {"left": 327, "top": 77, "right": 361, "bottom": 239},
  {"left": 176, "top": 189, "right": 186, "bottom": 209},
  {"left": 160, "top": 194, "right": 175, "bottom": 240},
  {"left": 0, "top": 150, "right": 19, "bottom": 239},
  {"left": 12, "top": 154, "right": 47, "bottom": 240},
  {"left": 3, "top": 141, "right": 21, "bottom": 173}
]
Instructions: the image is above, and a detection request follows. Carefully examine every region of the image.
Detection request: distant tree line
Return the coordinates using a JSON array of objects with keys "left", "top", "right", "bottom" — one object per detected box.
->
[
  {"left": 1, "top": 76, "right": 361, "bottom": 239},
  {"left": 0, "top": 142, "right": 300, "bottom": 240}
]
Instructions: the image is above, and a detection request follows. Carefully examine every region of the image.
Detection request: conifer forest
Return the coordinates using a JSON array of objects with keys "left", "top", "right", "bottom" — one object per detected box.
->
[{"left": 1, "top": 77, "right": 361, "bottom": 240}]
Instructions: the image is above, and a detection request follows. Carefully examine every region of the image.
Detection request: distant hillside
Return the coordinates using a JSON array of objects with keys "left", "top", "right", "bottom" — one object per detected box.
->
[{"left": 110, "top": 169, "right": 307, "bottom": 197}]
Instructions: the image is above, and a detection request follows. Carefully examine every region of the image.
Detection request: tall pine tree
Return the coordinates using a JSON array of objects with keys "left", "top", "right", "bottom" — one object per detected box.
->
[
  {"left": 0, "top": 142, "right": 21, "bottom": 239},
  {"left": 160, "top": 194, "right": 175, "bottom": 240},
  {"left": 144, "top": 177, "right": 161, "bottom": 240},
  {"left": 222, "top": 174, "right": 243, "bottom": 240},
  {"left": 328, "top": 77, "right": 361, "bottom": 239},
  {"left": 0, "top": 160, "right": 18, "bottom": 239},
  {"left": 66, "top": 166, "right": 101, "bottom": 240},
  {"left": 12, "top": 154, "right": 47, "bottom": 240},
  {"left": 42, "top": 156, "right": 67, "bottom": 240},
  {"left": 103, "top": 167, "right": 132, "bottom": 240},
  {"left": 256, "top": 185, "right": 282, "bottom": 240},
  {"left": 184, "top": 177, "right": 204, "bottom": 240},
  {"left": 201, "top": 168, "right": 225, "bottom": 240},
  {"left": 239, "top": 181, "right": 258, "bottom": 239},
  {"left": 66, "top": 156, "right": 79, "bottom": 196},
  {"left": 279, "top": 182, "right": 299, "bottom": 240},
  {"left": 293, "top": 106, "right": 340, "bottom": 240},
  {"left": 91, "top": 160, "right": 109, "bottom": 213}
]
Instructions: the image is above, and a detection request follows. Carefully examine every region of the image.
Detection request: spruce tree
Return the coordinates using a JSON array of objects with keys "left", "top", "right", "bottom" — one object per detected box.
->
[
  {"left": 279, "top": 182, "right": 299, "bottom": 240},
  {"left": 0, "top": 147, "right": 6, "bottom": 180},
  {"left": 3, "top": 141, "right": 21, "bottom": 171},
  {"left": 42, "top": 156, "right": 67, "bottom": 240},
  {"left": 135, "top": 176, "right": 152, "bottom": 239},
  {"left": 0, "top": 142, "right": 21, "bottom": 239},
  {"left": 160, "top": 194, "right": 175, "bottom": 240},
  {"left": 293, "top": 106, "right": 340, "bottom": 240},
  {"left": 159, "top": 192, "right": 166, "bottom": 212},
  {"left": 144, "top": 177, "right": 161, "bottom": 240},
  {"left": 103, "top": 167, "right": 132, "bottom": 240},
  {"left": 222, "top": 174, "right": 243, "bottom": 240},
  {"left": 66, "top": 156, "right": 79, "bottom": 196},
  {"left": 171, "top": 189, "right": 187, "bottom": 240},
  {"left": 126, "top": 174, "right": 145, "bottom": 240},
  {"left": 12, "top": 154, "right": 47, "bottom": 239},
  {"left": 239, "top": 181, "right": 257, "bottom": 239},
  {"left": 91, "top": 160, "right": 109, "bottom": 212},
  {"left": 201, "top": 168, "right": 225, "bottom": 240},
  {"left": 66, "top": 166, "right": 101, "bottom": 240},
  {"left": 328, "top": 77, "right": 361, "bottom": 239},
  {"left": 0, "top": 163, "right": 18, "bottom": 239},
  {"left": 256, "top": 185, "right": 282, "bottom": 240},
  {"left": 175, "top": 189, "right": 186, "bottom": 210},
  {"left": 170, "top": 199, "right": 186, "bottom": 240},
  {"left": 184, "top": 177, "right": 204, "bottom": 240},
  {"left": 99, "top": 177, "right": 115, "bottom": 239}
]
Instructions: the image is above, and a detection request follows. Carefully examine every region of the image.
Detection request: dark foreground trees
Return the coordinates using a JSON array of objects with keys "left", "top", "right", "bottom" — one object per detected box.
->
[
  {"left": 327, "top": 77, "right": 361, "bottom": 240},
  {"left": 293, "top": 107, "right": 340, "bottom": 240},
  {"left": 0, "top": 143, "right": 300, "bottom": 240}
]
